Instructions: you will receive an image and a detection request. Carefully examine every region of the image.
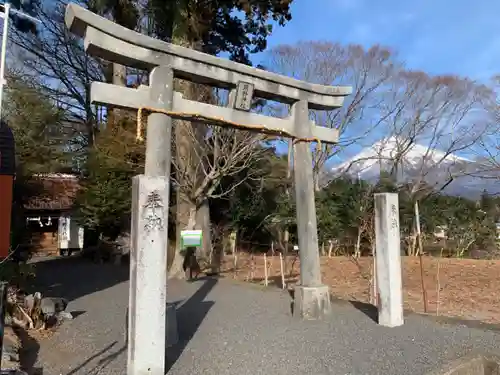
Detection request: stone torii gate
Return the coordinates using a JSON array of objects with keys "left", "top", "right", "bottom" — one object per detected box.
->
[{"left": 66, "top": 3, "right": 351, "bottom": 374}]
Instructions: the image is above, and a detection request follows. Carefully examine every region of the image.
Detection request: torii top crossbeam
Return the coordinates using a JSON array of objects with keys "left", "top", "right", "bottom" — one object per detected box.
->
[{"left": 65, "top": 3, "right": 352, "bottom": 144}]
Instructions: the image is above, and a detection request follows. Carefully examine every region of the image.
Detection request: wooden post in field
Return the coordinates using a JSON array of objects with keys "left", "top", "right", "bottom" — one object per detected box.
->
[
  {"left": 264, "top": 253, "right": 268, "bottom": 286},
  {"left": 279, "top": 252, "right": 285, "bottom": 289}
]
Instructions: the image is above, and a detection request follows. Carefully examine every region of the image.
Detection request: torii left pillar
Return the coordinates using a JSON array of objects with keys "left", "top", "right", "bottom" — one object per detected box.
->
[{"left": 127, "top": 67, "right": 173, "bottom": 375}]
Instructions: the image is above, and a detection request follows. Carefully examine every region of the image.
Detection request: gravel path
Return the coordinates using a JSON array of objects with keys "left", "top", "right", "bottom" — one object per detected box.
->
[{"left": 28, "top": 256, "right": 500, "bottom": 375}]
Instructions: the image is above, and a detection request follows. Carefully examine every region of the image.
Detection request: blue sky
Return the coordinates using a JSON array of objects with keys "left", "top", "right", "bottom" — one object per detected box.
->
[
  {"left": 253, "top": 0, "right": 500, "bottom": 82},
  {"left": 249, "top": 0, "right": 500, "bottom": 162}
]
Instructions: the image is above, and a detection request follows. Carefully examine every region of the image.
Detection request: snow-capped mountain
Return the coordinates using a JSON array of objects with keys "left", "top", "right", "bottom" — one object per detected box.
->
[
  {"left": 330, "top": 136, "right": 498, "bottom": 199},
  {"left": 331, "top": 136, "right": 471, "bottom": 179}
]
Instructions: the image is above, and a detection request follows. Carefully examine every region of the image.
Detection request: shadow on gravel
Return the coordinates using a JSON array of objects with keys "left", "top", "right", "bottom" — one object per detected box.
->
[
  {"left": 347, "top": 299, "right": 500, "bottom": 332},
  {"left": 14, "top": 326, "right": 42, "bottom": 375},
  {"left": 66, "top": 341, "right": 118, "bottom": 375},
  {"left": 166, "top": 277, "right": 217, "bottom": 373},
  {"left": 26, "top": 255, "right": 129, "bottom": 303},
  {"left": 349, "top": 300, "right": 378, "bottom": 323}
]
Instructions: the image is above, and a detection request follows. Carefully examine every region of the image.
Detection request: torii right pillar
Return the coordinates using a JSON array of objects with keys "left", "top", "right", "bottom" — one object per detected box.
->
[{"left": 291, "top": 100, "right": 331, "bottom": 320}]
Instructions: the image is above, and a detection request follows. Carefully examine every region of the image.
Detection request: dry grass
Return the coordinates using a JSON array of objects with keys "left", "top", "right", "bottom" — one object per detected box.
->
[{"left": 221, "top": 253, "right": 500, "bottom": 324}]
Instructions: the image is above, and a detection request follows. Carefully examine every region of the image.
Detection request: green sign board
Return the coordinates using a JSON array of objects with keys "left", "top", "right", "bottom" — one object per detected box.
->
[{"left": 180, "top": 230, "right": 203, "bottom": 248}]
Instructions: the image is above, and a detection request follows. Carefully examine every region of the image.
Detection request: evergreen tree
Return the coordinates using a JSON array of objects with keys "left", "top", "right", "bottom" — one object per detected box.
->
[
  {"left": 146, "top": 0, "right": 293, "bottom": 63},
  {"left": 4, "top": 73, "right": 67, "bottom": 248},
  {"left": 74, "top": 117, "right": 145, "bottom": 239}
]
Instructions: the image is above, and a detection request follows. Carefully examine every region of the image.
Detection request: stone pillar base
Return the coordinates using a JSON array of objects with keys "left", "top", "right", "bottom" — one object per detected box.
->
[
  {"left": 293, "top": 285, "right": 331, "bottom": 320},
  {"left": 166, "top": 303, "right": 178, "bottom": 347}
]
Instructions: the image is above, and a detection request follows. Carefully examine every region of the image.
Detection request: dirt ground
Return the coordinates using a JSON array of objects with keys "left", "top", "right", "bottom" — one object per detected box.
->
[{"left": 220, "top": 254, "right": 500, "bottom": 324}]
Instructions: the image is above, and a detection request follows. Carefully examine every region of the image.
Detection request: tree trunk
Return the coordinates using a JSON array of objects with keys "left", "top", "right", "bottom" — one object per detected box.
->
[
  {"left": 106, "top": 63, "right": 127, "bottom": 129},
  {"left": 406, "top": 203, "right": 421, "bottom": 256},
  {"left": 414, "top": 200, "right": 424, "bottom": 256},
  {"left": 171, "top": 71, "right": 208, "bottom": 278},
  {"left": 407, "top": 233, "right": 417, "bottom": 256},
  {"left": 169, "top": 204, "right": 197, "bottom": 279},
  {"left": 209, "top": 240, "right": 223, "bottom": 275},
  {"left": 313, "top": 171, "right": 321, "bottom": 192},
  {"left": 229, "top": 230, "right": 237, "bottom": 254},
  {"left": 354, "top": 228, "right": 362, "bottom": 258},
  {"left": 196, "top": 198, "right": 212, "bottom": 261},
  {"left": 171, "top": 137, "right": 208, "bottom": 278},
  {"left": 328, "top": 240, "right": 334, "bottom": 258}
]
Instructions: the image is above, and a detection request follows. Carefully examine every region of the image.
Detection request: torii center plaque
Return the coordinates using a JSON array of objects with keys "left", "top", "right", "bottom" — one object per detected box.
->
[{"left": 65, "top": 3, "right": 351, "bottom": 375}]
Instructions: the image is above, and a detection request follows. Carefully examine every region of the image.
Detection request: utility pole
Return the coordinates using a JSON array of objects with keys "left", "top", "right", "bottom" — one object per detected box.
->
[
  {"left": 0, "top": 2, "right": 9, "bottom": 121},
  {"left": 0, "top": 1, "right": 40, "bottom": 120}
]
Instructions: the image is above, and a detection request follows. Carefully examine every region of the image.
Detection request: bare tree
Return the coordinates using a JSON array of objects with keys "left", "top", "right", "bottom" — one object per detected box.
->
[
  {"left": 345, "top": 71, "right": 493, "bottom": 255},
  {"left": 353, "top": 180, "right": 376, "bottom": 258},
  {"left": 382, "top": 72, "right": 491, "bottom": 188},
  {"left": 469, "top": 76, "right": 500, "bottom": 179},
  {"left": 168, "top": 87, "right": 268, "bottom": 277},
  {"left": 266, "top": 42, "right": 398, "bottom": 191},
  {"left": 11, "top": 0, "right": 104, "bottom": 148}
]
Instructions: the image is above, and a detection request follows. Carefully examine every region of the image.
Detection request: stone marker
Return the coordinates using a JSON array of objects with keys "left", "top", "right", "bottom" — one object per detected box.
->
[
  {"left": 65, "top": 3, "right": 352, "bottom": 374},
  {"left": 374, "top": 193, "right": 404, "bottom": 327},
  {"left": 128, "top": 175, "right": 169, "bottom": 374}
]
